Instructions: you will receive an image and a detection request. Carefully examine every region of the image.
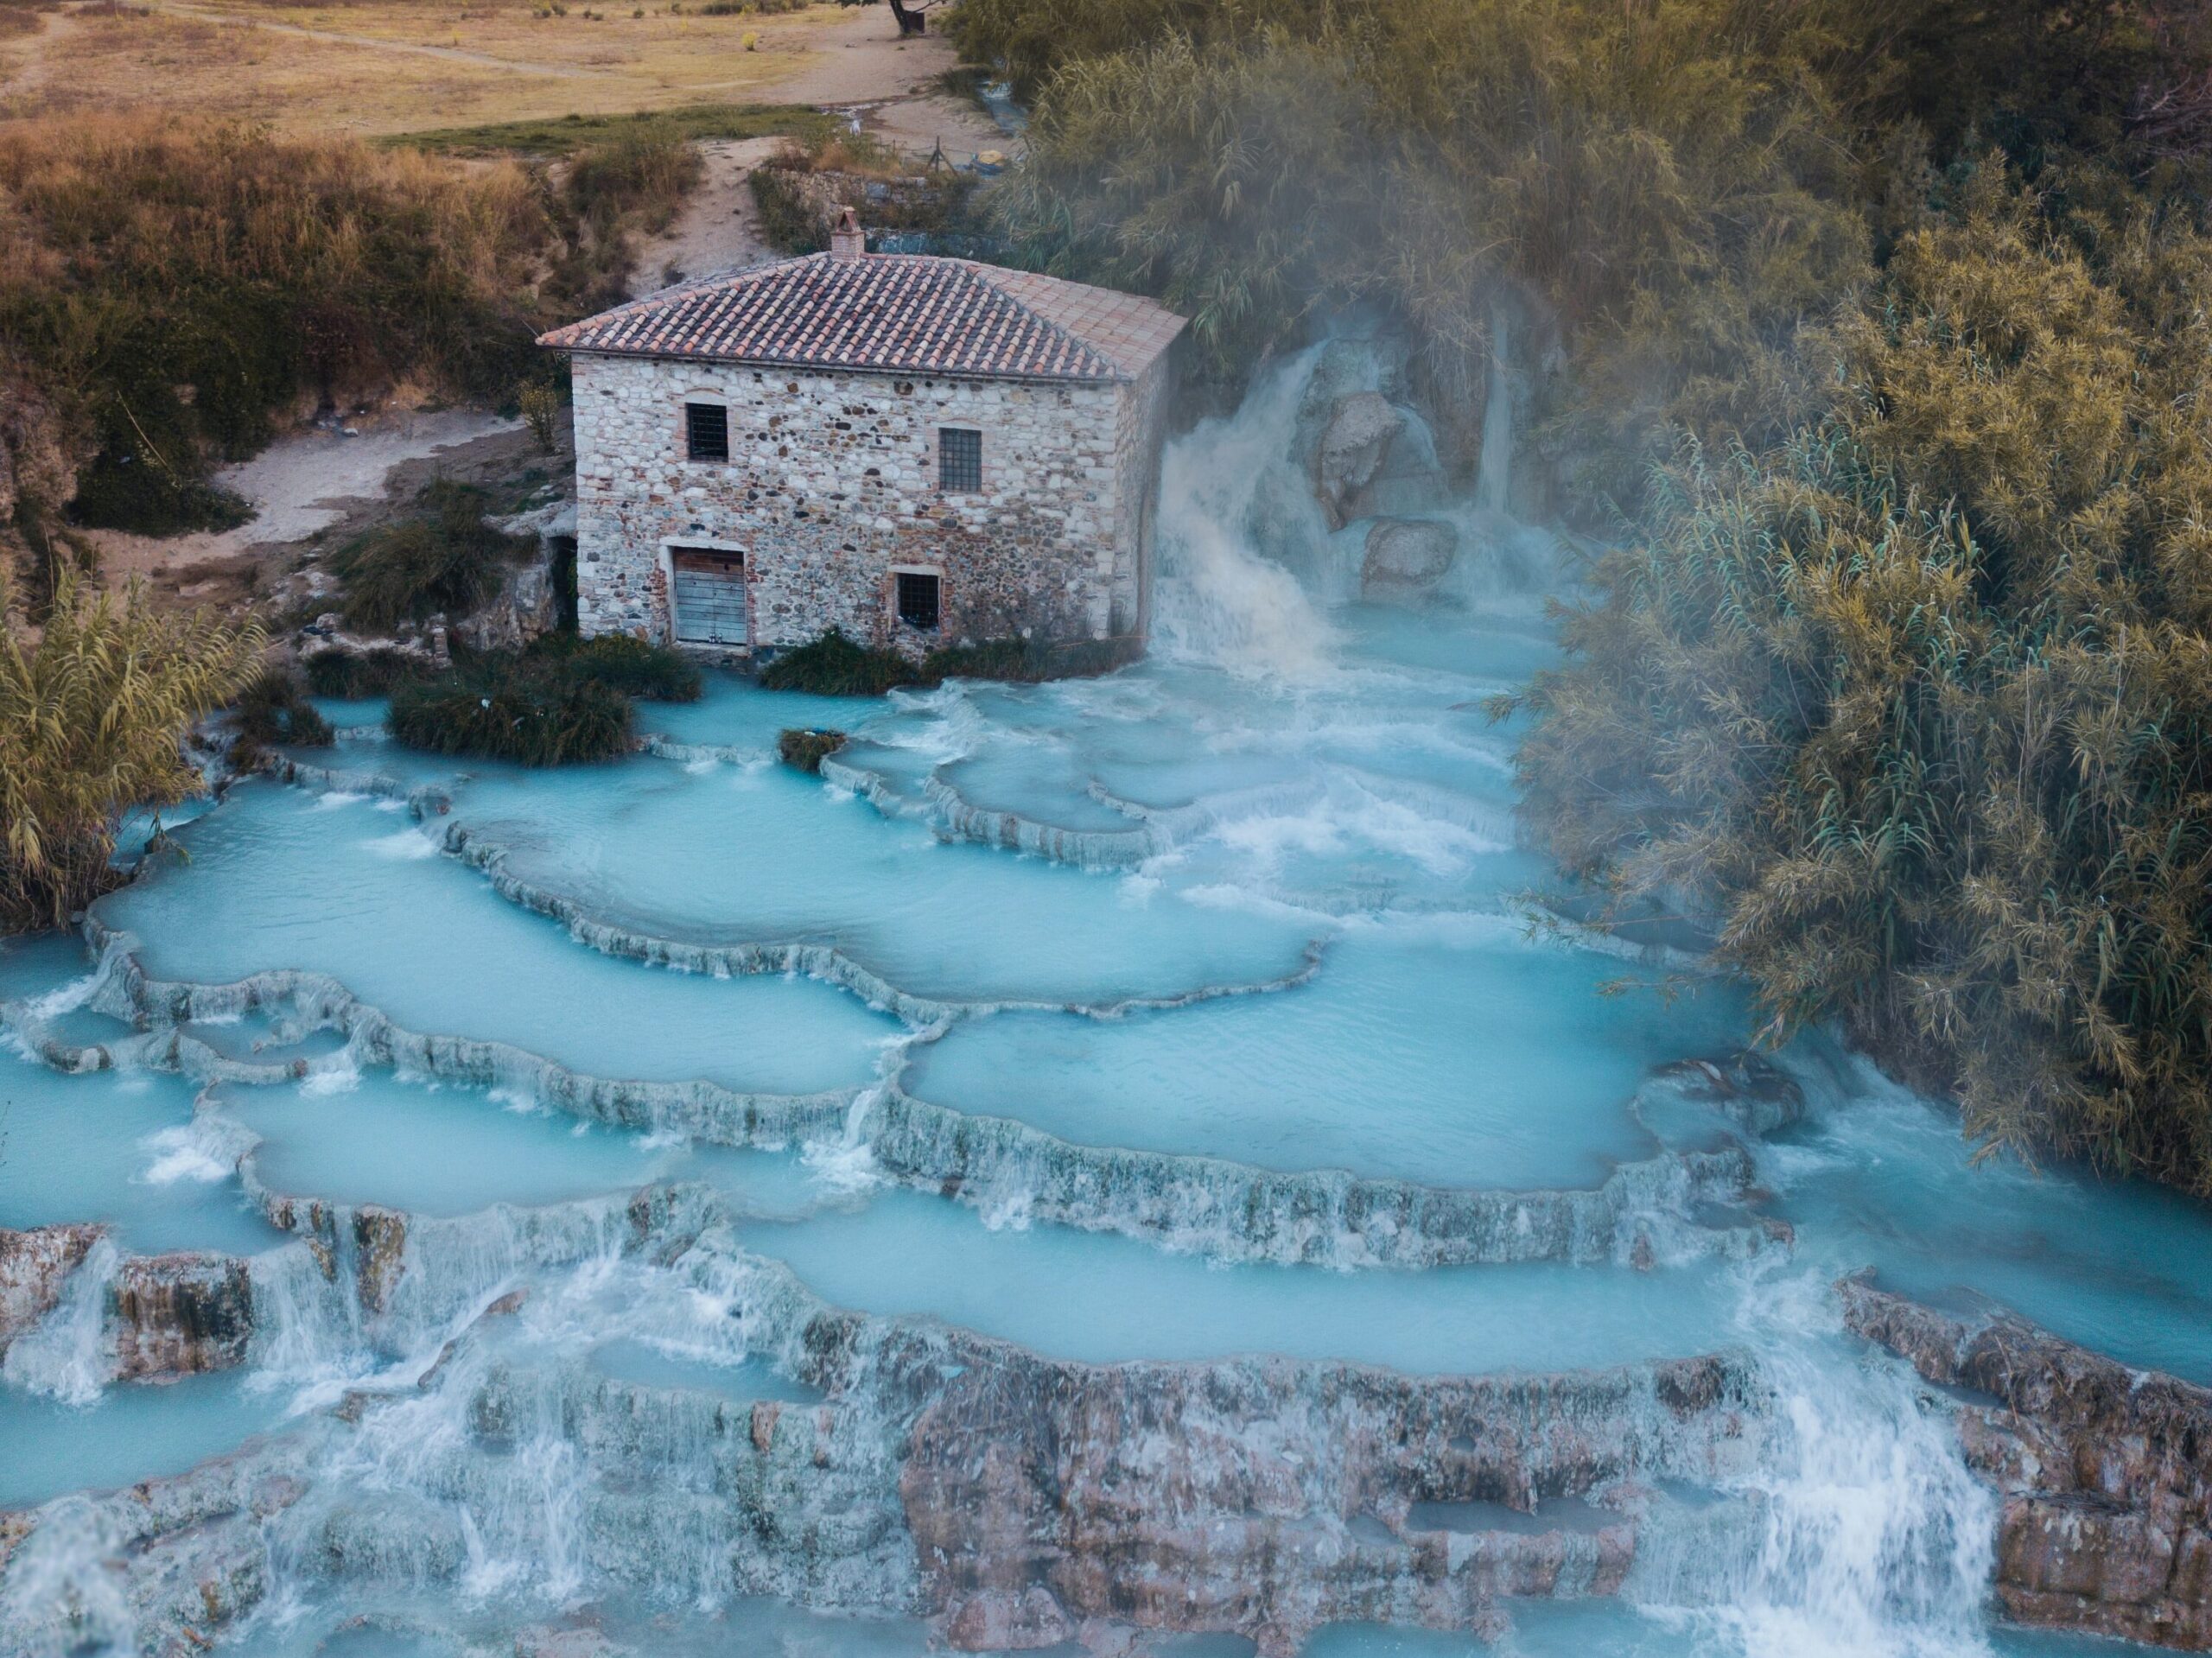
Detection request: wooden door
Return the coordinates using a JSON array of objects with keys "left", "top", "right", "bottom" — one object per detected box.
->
[{"left": 671, "top": 548, "right": 747, "bottom": 646}]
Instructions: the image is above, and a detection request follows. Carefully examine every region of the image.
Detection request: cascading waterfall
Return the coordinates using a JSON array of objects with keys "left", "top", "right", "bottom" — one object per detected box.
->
[
  {"left": 1473, "top": 302, "right": 1516, "bottom": 515},
  {"left": 3, "top": 1236, "right": 119, "bottom": 1407},
  {"left": 1149, "top": 347, "right": 1338, "bottom": 676}
]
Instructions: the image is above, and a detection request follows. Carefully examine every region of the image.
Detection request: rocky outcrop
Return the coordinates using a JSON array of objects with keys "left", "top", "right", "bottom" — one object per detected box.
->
[
  {"left": 111, "top": 1253, "right": 256, "bottom": 1381},
  {"left": 1313, "top": 391, "right": 1405, "bottom": 529},
  {"left": 461, "top": 499, "right": 573, "bottom": 652},
  {"left": 1362, "top": 518, "right": 1459, "bottom": 602},
  {"left": 1841, "top": 1275, "right": 2212, "bottom": 1648},
  {"left": 0, "top": 1224, "right": 103, "bottom": 1357}
]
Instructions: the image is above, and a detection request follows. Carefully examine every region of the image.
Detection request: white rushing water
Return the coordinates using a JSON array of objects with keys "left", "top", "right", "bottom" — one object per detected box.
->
[{"left": 0, "top": 320, "right": 2187, "bottom": 1658}]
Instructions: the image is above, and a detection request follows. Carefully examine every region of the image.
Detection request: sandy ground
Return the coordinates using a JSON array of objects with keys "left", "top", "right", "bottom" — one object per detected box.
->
[
  {"left": 86, "top": 410, "right": 525, "bottom": 611},
  {"left": 772, "top": 14, "right": 1003, "bottom": 160}
]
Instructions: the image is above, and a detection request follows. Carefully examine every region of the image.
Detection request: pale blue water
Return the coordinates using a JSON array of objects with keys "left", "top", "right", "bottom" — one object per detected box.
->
[
  {"left": 906, "top": 921, "right": 1749, "bottom": 1188},
  {"left": 0, "top": 1369, "right": 284, "bottom": 1509},
  {"left": 744, "top": 1185, "right": 1739, "bottom": 1372},
  {"left": 99, "top": 781, "right": 900, "bottom": 1096},
  {"left": 222, "top": 1071, "right": 816, "bottom": 1219},
  {"left": 0, "top": 1042, "right": 278, "bottom": 1256}
]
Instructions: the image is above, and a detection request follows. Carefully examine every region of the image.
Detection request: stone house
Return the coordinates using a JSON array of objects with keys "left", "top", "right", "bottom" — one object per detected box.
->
[{"left": 537, "top": 213, "right": 1185, "bottom": 658}]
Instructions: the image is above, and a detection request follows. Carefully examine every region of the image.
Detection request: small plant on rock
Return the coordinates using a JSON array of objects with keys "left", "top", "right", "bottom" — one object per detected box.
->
[{"left": 778, "top": 727, "right": 846, "bottom": 772}]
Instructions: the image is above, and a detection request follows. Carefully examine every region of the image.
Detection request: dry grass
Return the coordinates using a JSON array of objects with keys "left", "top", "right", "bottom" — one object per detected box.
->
[{"left": 0, "top": 0, "right": 834, "bottom": 137}]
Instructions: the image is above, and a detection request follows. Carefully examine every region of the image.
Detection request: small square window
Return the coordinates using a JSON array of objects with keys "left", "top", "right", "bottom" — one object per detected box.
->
[
  {"left": 685, "top": 403, "right": 729, "bottom": 461},
  {"left": 938, "top": 427, "right": 981, "bottom": 492},
  {"left": 896, "top": 570, "right": 941, "bottom": 632}
]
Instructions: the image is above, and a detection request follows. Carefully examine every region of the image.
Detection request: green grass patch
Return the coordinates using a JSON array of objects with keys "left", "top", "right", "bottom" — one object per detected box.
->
[
  {"left": 530, "top": 631, "right": 702, "bottom": 701},
  {"left": 758, "top": 630, "right": 912, "bottom": 696},
  {"left": 226, "top": 666, "right": 334, "bottom": 768},
  {"left": 302, "top": 645, "right": 423, "bottom": 699},
  {"left": 391, "top": 662, "right": 632, "bottom": 765},
  {"left": 391, "top": 103, "right": 834, "bottom": 159}
]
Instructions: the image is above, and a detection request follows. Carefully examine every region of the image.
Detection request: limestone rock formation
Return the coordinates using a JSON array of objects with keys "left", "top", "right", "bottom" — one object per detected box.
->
[
  {"left": 1841, "top": 1275, "right": 2212, "bottom": 1648},
  {"left": 111, "top": 1252, "right": 255, "bottom": 1380},
  {"left": 457, "top": 498, "right": 573, "bottom": 652},
  {"left": 1313, "top": 391, "right": 1404, "bottom": 529},
  {"left": 1361, "top": 518, "right": 1459, "bottom": 602}
]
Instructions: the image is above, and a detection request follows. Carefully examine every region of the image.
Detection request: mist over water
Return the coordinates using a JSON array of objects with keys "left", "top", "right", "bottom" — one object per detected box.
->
[{"left": 0, "top": 324, "right": 2184, "bottom": 1658}]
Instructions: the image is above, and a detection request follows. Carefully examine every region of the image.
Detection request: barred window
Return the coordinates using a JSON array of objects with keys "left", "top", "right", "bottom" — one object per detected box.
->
[
  {"left": 896, "top": 570, "right": 942, "bottom": 632},
  {"left": 938, "top": 427, "right": 981, "bottom": 492},
  {"left": 685, "top": 403, "right": 729, "bottom": 461}
]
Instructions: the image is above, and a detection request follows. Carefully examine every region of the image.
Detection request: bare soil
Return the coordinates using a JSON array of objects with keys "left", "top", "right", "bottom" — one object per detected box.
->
[{"left": 84, "top": 409, "right": 535, "bottom": 617}]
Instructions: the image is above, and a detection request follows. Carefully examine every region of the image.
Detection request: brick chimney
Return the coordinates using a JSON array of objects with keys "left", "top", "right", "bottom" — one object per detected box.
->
[{"left": 830, "top": 206, "right": 865, "bottom": 263}]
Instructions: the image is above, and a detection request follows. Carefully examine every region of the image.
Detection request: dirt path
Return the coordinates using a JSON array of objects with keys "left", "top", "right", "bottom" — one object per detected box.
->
[
  {"left": 633, "top": 11, "right": 1007, "bottom": 295},
  {"left": 86, "top": 409, "right": 525, "bottom": 613},
  {"left": 765, "top": 11, "right": 1003, "bottom": 159},
  {"left": 0, "top": 4, "right": 85, "bottom": 101},
  {"left": 631, "top": 135, "right": 784, "bottom": 292}
]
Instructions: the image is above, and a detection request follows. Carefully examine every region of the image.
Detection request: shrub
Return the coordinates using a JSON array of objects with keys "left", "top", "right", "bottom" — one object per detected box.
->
[
  {"left": 302, "top": 645, "right": 422, "bottom": 698},
  {"left": 566, "top": 128, "right": 701, "bottom": 238},
  {"left": 759, "top": 630, "right": 914, "bottom": 695},
  {"left": 760, "top": 628, "right": 1137, "bottom": 695},
  {"left": 327, "top": 480, "right": 531, "bottom": 632},
  {"left": 1508, "top": 162, "right": 2212, "bottom": 1191},
  {"left": 778, "top": 727, "right": 846, "bottom": 772},
  {"left": 518, "top": 381, "right": 563, "bottom": 453},
  {"left": 528, "top": 631, "right": 701, "bottom": 700},
  {"left": 1, "top": 567, "right": 263, "bottom": 931},
  {"left": 920, "top": 634, "right": 1137, "bottom": 683},
  {"left": 230, "top": 666, "right": 335, "bottom": 757},
  {"left": 391, "top": 657, "right": 633, "bottom": 765},
  {"left": 0, "top": 118, "right": 553, "bottom": 541}
]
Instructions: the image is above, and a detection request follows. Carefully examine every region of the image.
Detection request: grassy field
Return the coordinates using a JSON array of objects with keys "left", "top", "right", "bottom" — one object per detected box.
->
[
  {"left": 0, "top": 0, "right": 840, "bottom": 137},
  {"left": 399, "top": 98, "right": 833, "bottom": 155}
]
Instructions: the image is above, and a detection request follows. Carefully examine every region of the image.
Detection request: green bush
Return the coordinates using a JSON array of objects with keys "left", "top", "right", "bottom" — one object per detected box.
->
[
  {"left": 759, "top": 629, "right": 1139, "bottom": 695},
  {"left": 327, "top": 480, "right": 531, "bottom": 632},
  {"left": 920, "top": 634, "right": 1137, "bottom": 683},
  {"left": 391, "top": 658, "right": 633, "bottom": 765},
  {"left": 759, "top": 630, "right": 914, "bottom": 695},
  {"left": 70, "top": 456, "right": 251, "bottom": 537},
  {"left": 1508, "top": 160, "right": 2212, "bottom": 1191},
  {"left": 302, "top": 646, "right": 422, "bottom": 698},
  {"left": 527, "top": 631, "right": 702, "bottom": 700},
  {"left": 229, "top": 667, "right": 335, "bottom": 758},
  {"left": 778, "top": 727, "right": 847, "bottom": 773}
]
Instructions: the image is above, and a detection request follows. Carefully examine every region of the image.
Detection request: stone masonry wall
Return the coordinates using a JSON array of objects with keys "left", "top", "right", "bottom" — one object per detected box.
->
[
  {"left": 569, "top": 354, "right": 1152, "bottom": 655},
  {"left": 1111, "top": 349, "right": 1176, "bottom": 638}
]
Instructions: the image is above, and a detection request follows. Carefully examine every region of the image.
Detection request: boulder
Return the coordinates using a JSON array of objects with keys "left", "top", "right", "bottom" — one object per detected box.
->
[
  {"left": 1313, "top": 392, "right": 1404, "bottom": 529},
  {"left": 1360, "top": 518, "right": 1459, "bottom": 601}
]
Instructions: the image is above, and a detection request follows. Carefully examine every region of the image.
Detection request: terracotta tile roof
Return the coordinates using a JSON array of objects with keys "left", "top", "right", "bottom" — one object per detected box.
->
[{"left": 537, "top": 253, "right": 1185, "bottom": 384}]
